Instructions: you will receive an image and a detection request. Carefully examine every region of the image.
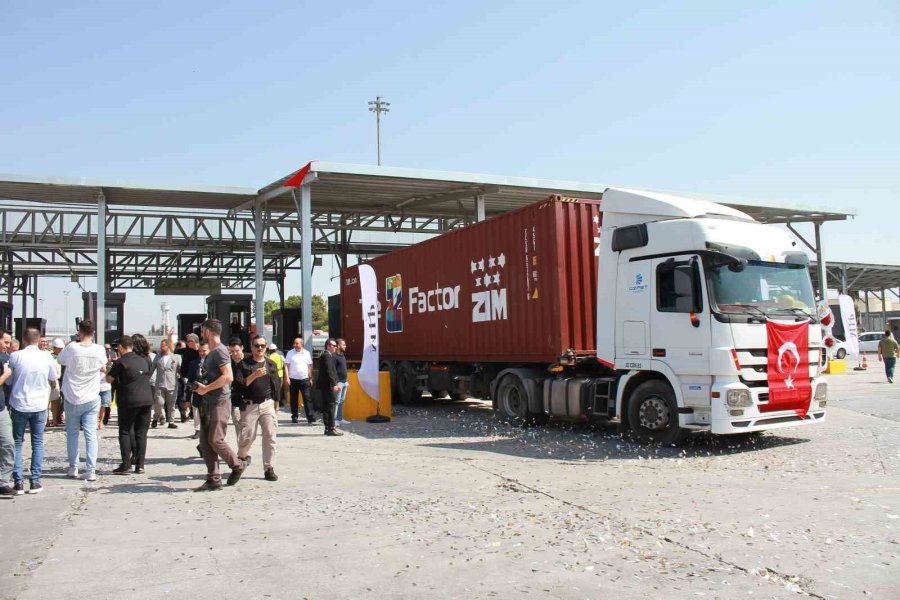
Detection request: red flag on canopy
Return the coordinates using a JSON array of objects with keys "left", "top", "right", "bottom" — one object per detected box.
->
[
  {"left": 764, "top": 319, "right": 812, "bottom": 417},
  {"left": 284, "top": 161, "right": 315, "bottom": 188}
]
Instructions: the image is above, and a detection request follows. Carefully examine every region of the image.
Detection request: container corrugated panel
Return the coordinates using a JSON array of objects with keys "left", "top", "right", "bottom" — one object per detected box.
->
[{"left": 340, "top": 195, "right": 602, "bottom": 364}]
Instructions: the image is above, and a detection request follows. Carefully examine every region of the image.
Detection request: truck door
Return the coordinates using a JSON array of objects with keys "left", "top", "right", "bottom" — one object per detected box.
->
[
  {"left": 649, "top": 255, "right": 711, "bottom": 375},
  {"left": 615, "top": 256, "right": 652, "bottom": 358}
]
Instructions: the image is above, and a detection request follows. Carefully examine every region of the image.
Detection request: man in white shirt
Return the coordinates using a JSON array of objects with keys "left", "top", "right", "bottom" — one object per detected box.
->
[
  {"left": 57, "top": 320, "right": 108, "bottom": 481},
  {"left": 285, "top": 337, "right": 315, "bottom": 424},
  {"left": 8, "top": 328, "right": 58, "bottom": 494}
]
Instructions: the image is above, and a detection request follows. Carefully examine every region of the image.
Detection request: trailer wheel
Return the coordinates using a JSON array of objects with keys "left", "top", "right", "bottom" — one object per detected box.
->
[
  {"left": 428, "top": 388, "right": 449, "bottom": 399},
  {"left": 496, "top": 374, "right": 530, "bottom": 424},
  {"left": 449, "top": 392, "right": 469, "bottom": 401},
  {"left": 395, "top": 361, "right": 421, "bottom": 404},
  {"left": 626, "top": 380, "right": 687, "bottom": 446}
]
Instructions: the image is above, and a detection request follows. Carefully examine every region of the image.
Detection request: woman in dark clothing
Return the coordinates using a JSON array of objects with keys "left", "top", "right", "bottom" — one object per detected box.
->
[{"left": 107, "top": 334, "right": 154, "bottom": 474}]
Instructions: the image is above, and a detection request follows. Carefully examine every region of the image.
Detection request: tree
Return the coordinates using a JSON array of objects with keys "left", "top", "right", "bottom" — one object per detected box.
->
[{"left": 265, "top": 294, "right": 329, "bottom": 332}]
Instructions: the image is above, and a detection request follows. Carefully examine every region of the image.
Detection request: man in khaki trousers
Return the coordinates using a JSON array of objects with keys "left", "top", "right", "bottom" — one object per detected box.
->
[{"left": 237, "top": 335, "right": 286, "bottom": 482}]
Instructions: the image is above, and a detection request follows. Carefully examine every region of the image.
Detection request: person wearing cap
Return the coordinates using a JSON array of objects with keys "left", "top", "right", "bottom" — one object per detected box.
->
[
  {"left": 49, "top": 338, "right": 65, "bottom": 426},
  {"left": 265, "top": 343, "right": 286, "bottom": 409}
]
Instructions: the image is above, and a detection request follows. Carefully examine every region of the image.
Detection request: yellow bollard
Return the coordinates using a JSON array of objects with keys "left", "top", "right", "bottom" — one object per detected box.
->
[{"left": 342, "top": 371, "right": 392, "bottom": 421}]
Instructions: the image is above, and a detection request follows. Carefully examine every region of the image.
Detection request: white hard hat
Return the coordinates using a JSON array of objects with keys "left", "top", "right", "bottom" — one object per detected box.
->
[{"left": 52, "top": 338, "right": 66, "bottom": 349}]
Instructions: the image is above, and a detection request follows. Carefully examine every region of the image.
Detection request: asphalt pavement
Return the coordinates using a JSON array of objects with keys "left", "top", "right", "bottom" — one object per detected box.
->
[{"left": 0, "top": 368, "right": 897, "bottom": 600}]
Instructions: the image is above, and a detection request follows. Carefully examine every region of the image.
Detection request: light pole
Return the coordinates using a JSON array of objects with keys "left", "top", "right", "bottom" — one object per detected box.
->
[
  {"left": 368, "top": 96, "right": 390, "bottom": 166},
  {"left": 63, "top": 290, "right": 70, "bottom": 334}
]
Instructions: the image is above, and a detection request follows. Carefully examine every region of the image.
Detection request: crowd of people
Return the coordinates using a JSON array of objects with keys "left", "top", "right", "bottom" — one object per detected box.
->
[{"left": 0, "top": 318, "right": 352, "bottom": 496}]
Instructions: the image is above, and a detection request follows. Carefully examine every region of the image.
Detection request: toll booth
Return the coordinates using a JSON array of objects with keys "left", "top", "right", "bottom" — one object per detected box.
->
[
  {"left": 206, "top": 294, "right": 252, "bottom": 348},
  {"left": 82, "top": 292, "right": 126, "bottom": 343},
  {"left": 177, "top": 313, "right": 207, "bottom": 340},
  {"left": 271, "top": 308, "right": 302, "bottom": 351},
  {"left": 328, "top": 294, "right": 341, "bottom": 339},
  {"left": 0, "top": 301, "right": 12, "bottom": 333},
  {"left": 14, "top": 317, "right": 46, "bottom": 341}
]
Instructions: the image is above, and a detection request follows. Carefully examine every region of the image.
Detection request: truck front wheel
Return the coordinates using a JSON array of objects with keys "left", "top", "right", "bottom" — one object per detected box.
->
[{"left": 626, "top": 380, "right": 687, "bottom": 446}]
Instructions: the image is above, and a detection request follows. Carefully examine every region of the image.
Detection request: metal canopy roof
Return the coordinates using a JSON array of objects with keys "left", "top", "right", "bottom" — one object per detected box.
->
[
  {"left": 257, "top": 161, "right": 857, "bottom": 224},
  {"left": 0, "top": 173, "right": 256, "bottom": 211},
  {"left": 810, "top": 261, "right": 900, "bottom": 293},
  {"left": 0, "top": 164, "right": 856, "bottom": 225}
]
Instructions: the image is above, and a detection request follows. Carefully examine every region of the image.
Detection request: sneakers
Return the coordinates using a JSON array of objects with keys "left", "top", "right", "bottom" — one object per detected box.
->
[
  {"left": 28, "top": 481, "right": 43, "bottom": 494},
  {"left": 226, "top": 461, "right": 246, "bottom": 486},
  {"left": 113, "top": 464, "right": 131, "bottom": 475},
  {"left": 264, "top": 468, "right": 278, "bottom": 482},
  {"left": 339, "top": 419, "right": 351, "bottom": 426},
  {"left": 151, "top": 419, "right": 158, "bottom": 429},
  {"left": 168, "top": 422, "right": 178, "bottom": 429},
  {"left": 291, "top": 416, "right": 298, "bottom": 424},
  {"left": 0, "top": 485, "right": 15, "bottom": 497},
  {"left": 193, "top": 480, "right": 223, "bottom": 492},
  {"left": 14, "top": 481, "right": 25, "bottom": 495},
  {"left": 85, "top": 471, "right": 97, "bottom": 482},
  {"left": 66, "top": 466, "right": 79, "bottom": 479},
  {"left": 134, "top": 466, "right": 145, "bottom": 474},
  {"left": 324, "top": 429, "right": 344, "bottom": 436}
]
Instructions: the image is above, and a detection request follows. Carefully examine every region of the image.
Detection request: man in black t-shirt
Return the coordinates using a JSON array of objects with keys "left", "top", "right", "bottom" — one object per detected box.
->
[
  {"left": 192, "top": 319, "right": 243, "bottom": 492},
  {"left": 236, "top": 335, "right": 285, "bottom": 481}
]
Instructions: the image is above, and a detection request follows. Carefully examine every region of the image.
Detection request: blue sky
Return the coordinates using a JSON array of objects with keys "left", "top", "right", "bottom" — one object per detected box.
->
[{"left": 1, "top": 1, "right": 898, "bottom": 333}]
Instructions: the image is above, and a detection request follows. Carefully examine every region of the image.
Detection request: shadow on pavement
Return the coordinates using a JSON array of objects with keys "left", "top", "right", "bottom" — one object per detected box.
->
[{"left": 347, "top": 396, "right": 809, "bottom": 461}]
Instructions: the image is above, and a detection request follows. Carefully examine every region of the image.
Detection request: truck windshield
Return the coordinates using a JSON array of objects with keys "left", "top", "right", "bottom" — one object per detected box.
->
[{"left": 706, "top": 261, "right": 816, "bottom": 318}]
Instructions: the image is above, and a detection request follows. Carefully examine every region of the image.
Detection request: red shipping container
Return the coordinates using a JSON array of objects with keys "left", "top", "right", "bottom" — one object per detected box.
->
[{"left": 340, "top": 195, "right": 602, "bottom": 364}]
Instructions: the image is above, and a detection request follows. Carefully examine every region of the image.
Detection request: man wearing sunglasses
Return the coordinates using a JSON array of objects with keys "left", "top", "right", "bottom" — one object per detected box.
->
[{"left": 236, "top": 335, "right": 286, "bottom": 481}]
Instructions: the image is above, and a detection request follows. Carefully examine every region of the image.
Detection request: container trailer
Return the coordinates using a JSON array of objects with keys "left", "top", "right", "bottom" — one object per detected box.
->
[{"left": 340, "top": 189, "right": 827, "bottom": 444}]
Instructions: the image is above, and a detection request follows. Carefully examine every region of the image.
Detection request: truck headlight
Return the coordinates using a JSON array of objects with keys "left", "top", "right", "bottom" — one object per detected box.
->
[
  {"left": 726, "top": 389, "right": 752, "bottom": 408},
  {"left": 814, "top": 383, "right": 827, "bottom": 404}
]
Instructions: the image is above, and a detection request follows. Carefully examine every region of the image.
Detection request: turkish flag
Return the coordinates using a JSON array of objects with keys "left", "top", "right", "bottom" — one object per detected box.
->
[{"left": 764, "top": 320, "right": 812, "bottom": 417}]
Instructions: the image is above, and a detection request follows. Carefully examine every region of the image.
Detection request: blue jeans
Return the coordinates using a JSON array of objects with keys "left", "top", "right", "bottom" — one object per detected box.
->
[
  {"left": 11, "top": 408, "right": 47, "bottom": 484},
  {"left": 885, "top": 357, "right": 896, "bottom": 380},
  {"left": 100, "top": 389, "right": 113, "bottom": 407},
  {"left": 335, "top": 382, "right": 349, "bottom": 421},
  {"left": 0, "top": 409, "right": 15, "bottom": 486},
  {"left": 65, "top": 399, "right": 100, "bottom": 472}
]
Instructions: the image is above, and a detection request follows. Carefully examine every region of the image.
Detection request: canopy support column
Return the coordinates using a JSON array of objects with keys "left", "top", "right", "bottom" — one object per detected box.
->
[
  {"left": 253, "top": 200, "right": 266, "bottom": 341},
  {"left": 881, "top": 289, "right": 887, "bottom": 331},
  {"left": 19, "top": 275, "right": 27, "bottom": 342},
  {"left": 292, "top": 182, "right": 314, "bottom": 348},
  {"left": 96, "top": 190, "right": 107, "bottom": 346},
  {"left": 864, "top": 291, "right": 870, "bottom": 331},
  {"left": 813, "top": 222, "right": 827, "bottom": 303}
]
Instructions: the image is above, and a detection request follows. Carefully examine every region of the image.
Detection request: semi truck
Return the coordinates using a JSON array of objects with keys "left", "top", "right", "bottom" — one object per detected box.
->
[{"left": 340, "top": 189, "right": 827, "bottom": 444}]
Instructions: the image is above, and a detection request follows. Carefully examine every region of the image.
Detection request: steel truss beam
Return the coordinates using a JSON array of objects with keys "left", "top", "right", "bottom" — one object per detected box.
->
[{"left": 0, "top": 203, "right": 466, "bottom": 252}]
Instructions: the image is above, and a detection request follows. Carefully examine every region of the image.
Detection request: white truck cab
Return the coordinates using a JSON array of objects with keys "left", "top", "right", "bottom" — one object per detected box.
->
[{"left": 596, "top": 188, "right": 826, "bottom": 443}]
